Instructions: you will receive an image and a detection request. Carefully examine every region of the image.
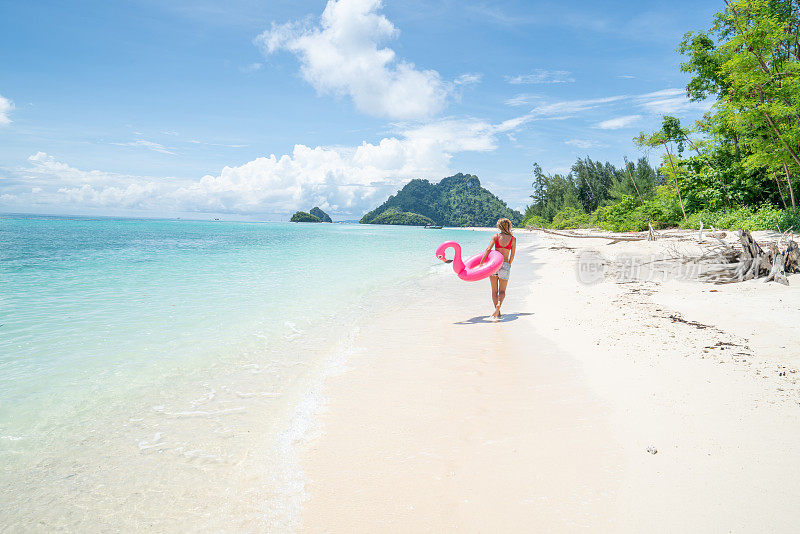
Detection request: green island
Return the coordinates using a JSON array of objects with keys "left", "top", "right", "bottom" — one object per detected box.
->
[
  {"left": 290, "top": 211, "right": 321, "bottom": 222},
  {"left": 291, "top": 206, "right": 332, "bottom": 223},
  {"left": 310, "top": 207, "right": 332, "bottom": 222},
  {"left": 360, "top": 173, "right": 522, "bottom": 227},
  {"left": 523, "top": 0, "right": 800, "bottom": 232}
]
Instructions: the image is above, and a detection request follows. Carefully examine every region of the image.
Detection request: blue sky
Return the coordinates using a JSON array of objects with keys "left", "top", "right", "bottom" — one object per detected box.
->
[{"left": 0, "top": 0, "right": 719, "bottom": 220}]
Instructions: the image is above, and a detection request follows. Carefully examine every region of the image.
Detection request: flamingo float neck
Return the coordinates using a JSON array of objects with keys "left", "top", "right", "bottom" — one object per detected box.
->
[
  {"left": 436, "top": 241, "right": 465, "bottom": 273},
  {"left": 435, "top": 240, "right": 503, "bottom": 282}
]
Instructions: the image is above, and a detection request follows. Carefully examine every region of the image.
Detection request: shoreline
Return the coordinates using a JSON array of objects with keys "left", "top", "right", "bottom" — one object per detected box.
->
[
  {"left": 299, "top": 230, "right": 800, "bottom": 531},
  {"left": 299, "top": 234, "right": 624, "bottom": 530},
  {"left": 1, "top": 222, "right": 496, "bottom": 532}
]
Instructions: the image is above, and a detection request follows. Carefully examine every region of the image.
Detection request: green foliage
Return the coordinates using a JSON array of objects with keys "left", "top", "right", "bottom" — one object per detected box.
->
[
  {"left": 550, "top": 206, "right": 596, "bottom": 229},
  {"left": 608, "top": 158, "right": 657, "bottom": 202},
  {"left": 572, "top": 158, "right": 617, "bottom": 211},
  {"left": 678, "top": 31, "right": 727, "bottom": 100},
  {"left": 596, "top": 186, "right": 685, "bottom": 231},
  {"left": 681, "top": 205, "right": 800, "bottom": 231},
  {"left": 644, "top": 185, "right": 685, "bottom": 226},
  {"left": 290, "top": 211, "right": 321, "bottom": 222},
  {"left": 525, "top": 1, "right": 800, "bottom": 231},
  {"left": 521, "top": 214, "right": 548, "bottom": 228},
  {"left": 526, "top": 163, "right": 583, "bottom": 221},
  {"left": 524, "top": 158, "right": 660, "bottom": 226},
  {"left": 598, "top": 196, "right": 648, "bottom": 232},
  {"left": 635, "top": 116, "right": 694, "bottom": 221},
  {"left": 532, "top": 187, "right": 799, "bottom": 233},
  {"left": 360, "top": 173, "right": 522, "bottom": 226},
  {"left": 309, "top": 207, "right": 332, "bottom": 222},
  {"left": 366, "top": 208, "right": 435, "bottom": 226},
  {"left": 523, "top": 184, "right": 686, "bottom": 232},
  {"left": 678, "top": 0, "right": 800, "bottom": 210}
]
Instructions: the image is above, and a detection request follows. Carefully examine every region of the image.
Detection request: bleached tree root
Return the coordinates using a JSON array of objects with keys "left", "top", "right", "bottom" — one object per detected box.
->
[
  {"left": 764, "top": 252, "right": 789, "bottom": 285},
  {"left": 528, "top": 226, "right": 726, "bottom": 244},
  {"left": 699, "top": 229, "right": 799, "bottom": 285}
]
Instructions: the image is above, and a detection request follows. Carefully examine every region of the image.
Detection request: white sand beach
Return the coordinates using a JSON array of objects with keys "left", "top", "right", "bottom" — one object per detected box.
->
[{"left": 300, "top": 230, "right": 800, "bottom": 532}]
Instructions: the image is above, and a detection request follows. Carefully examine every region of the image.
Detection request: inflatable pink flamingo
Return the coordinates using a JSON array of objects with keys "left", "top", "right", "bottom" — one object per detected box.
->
[{"left": 435, "top": 241, "right": 504, "bottom": 282}]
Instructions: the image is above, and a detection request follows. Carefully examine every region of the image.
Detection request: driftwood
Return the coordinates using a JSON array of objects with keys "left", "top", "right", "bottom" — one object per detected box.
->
[
  {"left": 528, "top": 226, "right": 727, "bottom": 244},
  {"left": 528, "top": 227, "right": 651, "bottom": 242},
  {"left": 700, "top": 229, "right": 799, "bottom": 285},
  {"left": 785, "top": 239, "right": 800, "bottom": 267},
  {"left": 647, "top": 222, "right": 657, "bottom": 241},
  {"left": 533, "top": 224, "right": 795, "bottom": 285},
  {"left": 764, "top": 252, "right": 788, "bottom": 285}
]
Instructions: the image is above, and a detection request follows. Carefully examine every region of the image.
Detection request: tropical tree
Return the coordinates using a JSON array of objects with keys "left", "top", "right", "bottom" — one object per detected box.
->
[
  {"left": 635, "top": 116, "right": 691, "bottom": 221},
  {"left": 679, "top": 0, "right": 800, "bottom": 210},
  {"left": 608, "top": 157, "right": 658, "bottom": 203},
  {"left": 527, "top": 163, "right": 583, "bottom": 221}
]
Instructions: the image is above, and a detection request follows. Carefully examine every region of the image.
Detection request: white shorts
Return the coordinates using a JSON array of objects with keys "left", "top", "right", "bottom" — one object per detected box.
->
[{"left": 494, "top": 261, "right": 511, "bottom": 280}]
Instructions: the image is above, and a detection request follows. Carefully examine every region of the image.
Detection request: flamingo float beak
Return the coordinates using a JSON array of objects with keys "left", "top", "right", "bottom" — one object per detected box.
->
[{"left": 437, "top": 254, "right": 452, "bottom": 263}]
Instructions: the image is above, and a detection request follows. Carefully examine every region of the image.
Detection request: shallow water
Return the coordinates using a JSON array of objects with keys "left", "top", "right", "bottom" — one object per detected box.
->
[{"left": 0, "top": 215, "right": 490, "bottom": 531}]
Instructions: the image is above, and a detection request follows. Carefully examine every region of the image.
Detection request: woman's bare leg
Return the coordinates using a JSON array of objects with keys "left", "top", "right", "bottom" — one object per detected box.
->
[
  {"left": 495, "top": 278, "right": 509, "bottom": 317},
  {"left": 490, "top": 275, "right": 499, "bottom": 315}
]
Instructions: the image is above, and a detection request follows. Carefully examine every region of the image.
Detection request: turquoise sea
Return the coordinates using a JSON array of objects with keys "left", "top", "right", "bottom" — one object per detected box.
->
[{"left": 0, "top": 215, "right": 490, "bottom": 531}]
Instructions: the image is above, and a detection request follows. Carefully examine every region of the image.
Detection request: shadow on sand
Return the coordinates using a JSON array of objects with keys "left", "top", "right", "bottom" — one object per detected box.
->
[{"left": 454, "top": 312, "right": 534, "bottom": 325}]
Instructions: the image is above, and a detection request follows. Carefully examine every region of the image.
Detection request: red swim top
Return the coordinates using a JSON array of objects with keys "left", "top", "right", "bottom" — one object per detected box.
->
[{"left": 494, "top": 233, "right": 514, "bottom": 250}]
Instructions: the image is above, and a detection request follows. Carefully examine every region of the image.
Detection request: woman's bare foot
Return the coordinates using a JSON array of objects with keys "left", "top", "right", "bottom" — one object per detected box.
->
[{"left": 491, "top": 306, "right": 501, "bottom": 321}]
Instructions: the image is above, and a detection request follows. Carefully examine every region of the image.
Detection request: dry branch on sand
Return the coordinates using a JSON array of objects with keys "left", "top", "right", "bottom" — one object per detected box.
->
[
  {"left": 694, "top": 230, "right": 798, "bottom": 285},
  {"left": 527, "top": 226, "right": 727, "bottom": 244},
  {"left": 529, "top": 226, "right": 798, "bottom": 285}
]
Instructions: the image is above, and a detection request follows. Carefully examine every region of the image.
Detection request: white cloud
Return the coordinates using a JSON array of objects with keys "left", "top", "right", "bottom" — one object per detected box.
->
[
  {"left": 485, "top": 95, "right": 631, "bottom": 136},
  {"left": 594, "top": 114, "right": 641, "bottom": 129},
  {"left": 495, "top": 114, "right": 532, "bottom": 132},
  {"left": 565, "top": 139, "right": 607, "bottom": 149},
  {"left": 401, "top": 118, "right": 499, "bottom": 153},
  {"left": 187, "top": 139, "right": 249, "bottom": 148},
  {"left": 451, "top": 73, "right": 482, "bottom": 102},
  {"left": 635, "top": 88, "right": 713, "bottom": 114},
  {"left": 454, "top": 73, "right": 482, "bottom": 86},
  {"left": 256, "top": 0, "right": 449, "bottom": 120},
  {"left": 496, "top": 88, "right": 710, "bottom": 134},
  {"left": 0, "top": 94, "right": 14, "bottom": 125},
  {"left": 112, "top": 139, "right": 176, "bottom": 155},
  {"left": 504, "top": 93, "right": 540, "bottom": 107},
  {"left": 506, "top": 70, "right": 574, "bottom": 84},
  {"left": 530, "top": 95, "right": 626, "bottom": 118},
  {"left": 2, "top": 119, "right": 509, "bottom": 217},
  {"left": 239, "top": 62, "right": 263, "bottom": 73},
  {"left": 3, "top": 152, "right": 181, "bottom": 211}
]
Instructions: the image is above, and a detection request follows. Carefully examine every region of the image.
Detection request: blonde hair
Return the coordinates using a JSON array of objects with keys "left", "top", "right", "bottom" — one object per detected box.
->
[{"left": 497, "top": 218, "right": 512, "bottom": 235}]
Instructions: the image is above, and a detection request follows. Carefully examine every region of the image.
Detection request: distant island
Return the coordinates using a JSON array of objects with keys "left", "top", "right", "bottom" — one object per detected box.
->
[
  {"left": 310, "top": 207, "right": 332, "bottom": 222},
  {"left": 290, "top": 206, "right": 332, "bottom": 223},
  {"left": 360, "top": 173, "right": 522, "bottom": 227}
]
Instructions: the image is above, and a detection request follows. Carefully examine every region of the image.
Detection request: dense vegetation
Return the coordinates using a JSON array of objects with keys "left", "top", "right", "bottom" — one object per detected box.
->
[
  {"left": 523, "top": 0, "right": 800, "bottom": 232},
  {"left": 309, "top": 207, "right": 332, "bottom": 222},
  {"left": 290, "top": 211, "right": 321, "bottom": 222},
  {"left": 367, "top": 208, "right": 435, "bottom": 226},
  {"left": 361, "top": 173, "right": 522, "bottom": 227}
]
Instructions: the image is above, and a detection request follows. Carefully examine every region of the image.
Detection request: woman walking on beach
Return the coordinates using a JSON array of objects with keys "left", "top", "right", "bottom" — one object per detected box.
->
[{"left": 480, "top": 218, "right": 515, "bottom": 320}]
